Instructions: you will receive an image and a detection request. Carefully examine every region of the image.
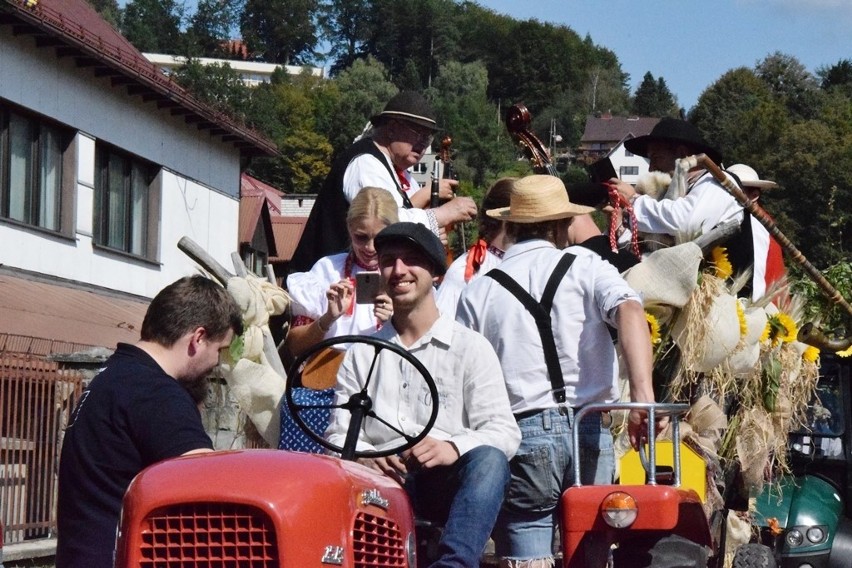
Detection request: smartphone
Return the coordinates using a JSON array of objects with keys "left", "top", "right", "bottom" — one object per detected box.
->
[{"left": 355, "top": 272, "right": 382, "bottom": 304}]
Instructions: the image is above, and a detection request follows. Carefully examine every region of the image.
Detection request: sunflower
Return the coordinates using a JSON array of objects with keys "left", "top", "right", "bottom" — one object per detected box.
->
[
  {"left": 762, "top": 312, "right": 798, "bottom": 346},
  {"left": 710, "top": 246, "right": 733, "bottom": 280},
  {"left": 736, "top": 300, "right": 747, "bottom": 339},
  {"left": 646, "top": 312, "right": 661, "bottom": 345},
  {"left": 803, "top": 345, "right": 820, "bottom": 363},
  {"left": 837, "top": 344, "right": 852, "bottom": 358}
]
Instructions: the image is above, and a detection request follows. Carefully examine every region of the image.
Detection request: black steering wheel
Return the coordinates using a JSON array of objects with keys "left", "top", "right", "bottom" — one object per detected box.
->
[{"left": 285, "top": 335, "right": 439, "bottom": 461}]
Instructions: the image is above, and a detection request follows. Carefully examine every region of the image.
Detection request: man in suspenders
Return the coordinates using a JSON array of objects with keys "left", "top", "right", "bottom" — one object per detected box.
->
[{"left": 456, "top": 175, "right": 657, "bottom": 567}]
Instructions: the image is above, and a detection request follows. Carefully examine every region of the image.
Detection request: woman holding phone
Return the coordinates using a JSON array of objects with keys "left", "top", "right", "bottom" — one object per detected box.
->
[{"left": 284, "top": 186, "right": 397, "bottom": 358}]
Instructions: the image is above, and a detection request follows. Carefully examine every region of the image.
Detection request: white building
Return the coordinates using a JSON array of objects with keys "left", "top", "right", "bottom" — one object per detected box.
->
[
  {"left": 0, "top": 0, "right": 277, "bottom": 352},
  {"left": 143, "top": 53, "right": 324, "bottom": 87}
]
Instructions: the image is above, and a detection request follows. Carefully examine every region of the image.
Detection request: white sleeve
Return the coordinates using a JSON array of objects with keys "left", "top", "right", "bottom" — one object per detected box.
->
[
  {"left": 325, "top": 348, "right": 377, "bottom": 452},
  {"left": 343, "top": 154, "right": 432, "bottom": 228},
  {"left": 631, "top": 178, "right": 742, "bottom": 237}
]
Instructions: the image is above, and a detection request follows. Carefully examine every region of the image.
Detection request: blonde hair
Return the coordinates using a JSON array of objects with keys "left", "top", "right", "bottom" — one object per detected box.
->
[{"left": 347, "top": 187, "right": 399, "bottom": 228}]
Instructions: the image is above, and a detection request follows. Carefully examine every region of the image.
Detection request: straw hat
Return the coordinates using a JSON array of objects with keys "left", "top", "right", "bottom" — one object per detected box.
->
[
  {"left": 726, "top": 164, "right": 778, "bottom": 191},
  {"left": 486, "top": 175, "right": 596, "bottom": 223}
]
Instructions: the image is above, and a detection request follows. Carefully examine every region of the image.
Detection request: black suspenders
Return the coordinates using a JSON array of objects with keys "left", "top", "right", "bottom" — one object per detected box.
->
[{"left": 486, "top": 253, "right": 576, "bottom": 404}]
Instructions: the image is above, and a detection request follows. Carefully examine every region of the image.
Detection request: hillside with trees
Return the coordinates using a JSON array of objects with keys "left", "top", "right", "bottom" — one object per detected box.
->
[{"left": 100, "top": 1, "right": 851, "bottom": 319}]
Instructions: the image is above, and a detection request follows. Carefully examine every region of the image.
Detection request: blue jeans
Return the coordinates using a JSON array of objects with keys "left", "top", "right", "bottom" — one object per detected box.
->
[
  {"left": 493, "top": 407, "right": 614, "bottom": 561},
  {"left": 406, "top": 445, "right": 510, "bottom": 568}
]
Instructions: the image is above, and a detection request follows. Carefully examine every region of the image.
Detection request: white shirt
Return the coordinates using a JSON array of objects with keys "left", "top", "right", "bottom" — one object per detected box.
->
[
  {"left": 287, "top": 252, "right": 381, "bottom": 339},
  {"left": 456, "top": 240, "right": 640, "bottom": 414},
  {"left": 326, "top": 313, "right": 520, "bottom": 459},
  {"left": 343, "top": 152, "right": 431, "bottom": 227},
  {"left": 435, "top": 247, "right": 503, "bottom": 318},
  {"left": 631, "top": 172, "right": 743, "bottom": 238}
]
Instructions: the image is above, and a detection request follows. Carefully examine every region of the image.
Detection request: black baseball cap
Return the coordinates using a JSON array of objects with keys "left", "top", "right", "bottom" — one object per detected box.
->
[{"left": 374, "top": 222, "right": 447, "bottom": 276}]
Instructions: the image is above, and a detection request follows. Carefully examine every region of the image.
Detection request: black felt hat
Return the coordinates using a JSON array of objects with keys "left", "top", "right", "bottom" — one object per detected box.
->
[
  {"left": 374, "top": 222, "right": 447, "bottom": 276},
  {"left": 370, "top": 91, "right": 439, "bottom": 132},
  {"left": 624, "top": 117, "right": 722, "bottom": 164}
]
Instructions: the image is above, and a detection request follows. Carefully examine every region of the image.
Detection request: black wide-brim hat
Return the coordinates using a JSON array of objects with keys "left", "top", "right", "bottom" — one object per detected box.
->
[
  {"left": 624, "top": 117, "right": 722, "bottom": 165},
  {"left": 374, "top": 222, "right": 447, "bottom": 276},
  {"left": 370, "top": 91, "right": 440, "bottom": 132}
]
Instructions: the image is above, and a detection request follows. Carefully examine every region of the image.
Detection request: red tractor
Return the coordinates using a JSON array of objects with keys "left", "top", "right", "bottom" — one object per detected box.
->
[{"left": 115, "top": 336, "right": 438, "bottom": 567}]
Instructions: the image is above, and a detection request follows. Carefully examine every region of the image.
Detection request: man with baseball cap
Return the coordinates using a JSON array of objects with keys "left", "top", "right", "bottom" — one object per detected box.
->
[
  {"left": 456, "top": 175, "right": 657, "bottom": 566},
  {"left": 326, "top": 222, "right": 520, "bottom": 567},
  {"left": 290, "top": 91, "right": 477, "bottom": 273}
]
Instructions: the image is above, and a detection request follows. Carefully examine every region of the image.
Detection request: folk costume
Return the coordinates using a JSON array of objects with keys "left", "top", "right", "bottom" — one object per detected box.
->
[{"left": 290, "top": 92, "right": 440, "bottom": 273}]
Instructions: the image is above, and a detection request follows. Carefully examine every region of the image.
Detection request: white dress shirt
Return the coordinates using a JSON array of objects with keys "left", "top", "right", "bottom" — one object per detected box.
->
[
  {"left": 326, "top": 313, "right": 520, "bottom": 459},
  {"left": 631, "top": 172, "right": 743, "bottom": 238},
  {"left": 343, "top": 152, "right": 431, "bottom": 226},
  {"left": 435, "top": 248, "right": 503, "bottom": 318},
  {"left": 456, "top": 240, "right": 640, "bottom": 414}
]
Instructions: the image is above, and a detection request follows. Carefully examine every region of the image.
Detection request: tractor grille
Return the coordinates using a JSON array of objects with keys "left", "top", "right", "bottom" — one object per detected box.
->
[
  {"left": 352, "top": 512, "right": 406, "bottom": 567},
  {"left": 139, "top": 502, "right": 278, "bottom": 567}
]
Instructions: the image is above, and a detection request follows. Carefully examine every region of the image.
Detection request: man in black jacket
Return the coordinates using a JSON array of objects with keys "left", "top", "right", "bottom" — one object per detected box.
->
[{"left": 290, "top": 91, "right": 476, "bottom": 273}]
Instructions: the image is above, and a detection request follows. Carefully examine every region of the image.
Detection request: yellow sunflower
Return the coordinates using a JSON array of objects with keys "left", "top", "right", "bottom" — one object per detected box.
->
[
  {"left": 837, "top": 345, "right": 852, "bottom": 358},
  {"left": 710, "top": 246, "right": 733, "bottom": 280},
  {"left": 736, "top": 300, "right": 747, "bottom": 339},
  {"left": 803, "top": 345, "right": 820, "bottom": 363},
  {"left": 762, "top": 312, "right": 798, "bottom": 346},
  {"left": 646, "top": 312, "right": 661, "bottom": 345}
]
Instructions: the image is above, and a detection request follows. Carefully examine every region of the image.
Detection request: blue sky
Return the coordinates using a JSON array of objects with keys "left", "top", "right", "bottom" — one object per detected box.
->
[{"left": 476, "top": 0, "right": 852, "bottom": 111}]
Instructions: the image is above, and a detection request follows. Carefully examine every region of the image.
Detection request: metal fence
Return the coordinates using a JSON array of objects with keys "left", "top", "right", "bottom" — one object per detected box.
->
[{"left": 1, "top": 354, "right": 83, "bottom": 545}]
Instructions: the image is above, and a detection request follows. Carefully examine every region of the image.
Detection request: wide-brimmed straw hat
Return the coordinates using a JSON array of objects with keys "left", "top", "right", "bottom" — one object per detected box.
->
[
  {"left": 624, "top": 117, "right": 722, "bottom": 164},
  {"left": 487, "top": 175, "right": 596, "bottom": 223},
  {"left": 726, "top": 164, "right": 778, "bottom": 191},
  {"left": 370, "top": 91, "right": 439, "bottom": 132}
]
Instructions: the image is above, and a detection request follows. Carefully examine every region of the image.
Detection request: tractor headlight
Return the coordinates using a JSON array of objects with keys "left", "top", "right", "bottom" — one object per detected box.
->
[
  {"left": 600, "top": 492, "right": 637, "bottom": 529},
  {"left": 806, "top": 526, "right": 826, "bottom": 544},
  {"left": 406, "top": 531, "right": 417, "bottom": 567},
  {"left": 786, "top": 528, "right": 803, "bottom": 547}
]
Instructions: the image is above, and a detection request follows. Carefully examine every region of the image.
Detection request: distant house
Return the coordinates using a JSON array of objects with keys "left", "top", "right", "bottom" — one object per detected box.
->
[
  {"left": 0, "top": 0, "right": 277, "bottom": 550},
  {"left": 578, "top": 114, "right": 659, "bottom": 185},
  {"left": 143, "top": 53, "right": 324, "bottom": 87}
]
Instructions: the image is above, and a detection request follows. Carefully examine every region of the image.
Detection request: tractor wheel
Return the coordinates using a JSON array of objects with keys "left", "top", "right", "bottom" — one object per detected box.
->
[
  {"left": 732, "top": 543, "right": 776, "bottom": 568},
  {"left": 613, "top": 534, "right": 708, "bottom": 567}
]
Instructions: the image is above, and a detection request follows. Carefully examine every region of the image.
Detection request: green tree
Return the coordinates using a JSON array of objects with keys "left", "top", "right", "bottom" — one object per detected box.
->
[
  {"left": 318, "top": 0, "right": 376, "bottom": 75},
  {"left": 427, "top": 60, "right": 515, "bottom": 187},
  {"left": 88, "top": 0, "right": 120, "bottom": 27},
  {"left": 631, "top": 72, "right": 679, "bottom": 117},
  {"left": 688, "top": 67, "right": 785, "bottom": 167},
  {"left": 319, "top": 56, "right": 398, "bottom": 155},
  {"left": 121, "top": 0, "right": 183, "bottom": 54},
  {"left": 755, "top": 52, "right": 822, "bottom": 119},
  {"left": 240, "top": 0, "right": 319, "bottom": 64},
  {"left": 185, "top": 0, "right": 242, "bottom": 58},
  {"left": 818, "top": 59, "right": 852, "bottom": 95},
  {"left": 170, "top": 60, "right": 251, "bottom": 118}
]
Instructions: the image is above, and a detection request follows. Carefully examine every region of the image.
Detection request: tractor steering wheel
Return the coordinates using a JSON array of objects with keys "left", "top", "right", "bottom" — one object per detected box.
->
[{"left": 285, "top": 335, "right": 439, "bottom": 461}]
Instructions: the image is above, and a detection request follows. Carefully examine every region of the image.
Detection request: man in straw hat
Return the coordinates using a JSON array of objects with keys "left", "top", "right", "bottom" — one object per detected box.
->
[
  {"left": 456, "top": 175, "right": 657, "bottom": 566},
  {"left": 290, "top": 90, "right": 477, "bottom": 273}
]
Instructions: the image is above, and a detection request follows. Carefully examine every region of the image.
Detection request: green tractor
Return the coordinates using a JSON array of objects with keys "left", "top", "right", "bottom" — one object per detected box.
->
[{"left": 752, "top": 354, "right": 852, "bottom": 567}]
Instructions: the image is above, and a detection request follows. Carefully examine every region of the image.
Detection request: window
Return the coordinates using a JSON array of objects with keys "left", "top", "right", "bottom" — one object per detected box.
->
[
  {"left": 620, "top": 166, "right": 639, "bottom": 177},
  {"left": 410, "top": 162, "right": 428, "bottom": 175},
  {"left": 0, "top": 103, "right": 74, "bottom": 233},
  {"left": 624, "top": 149, "right": 634, "bottom": 157},
  {"left": 94, "top": 144, "right": 159, "bottom": 259}
]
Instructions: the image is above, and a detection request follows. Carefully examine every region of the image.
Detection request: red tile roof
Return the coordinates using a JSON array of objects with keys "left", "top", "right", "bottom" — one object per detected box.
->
[
  {"left": 270, "top": 217, "right": 308, "bottom": 262},
  {"left": 0, "top": 269, "right": 149, "bottom": 354},
  {"left": 1, "top": 0, "right": 277, "bottom": 157}
]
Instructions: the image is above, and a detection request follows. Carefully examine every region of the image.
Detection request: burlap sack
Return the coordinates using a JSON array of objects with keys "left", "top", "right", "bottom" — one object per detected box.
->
[{"left": 623, "top": 242, "right": 703, "bottom": 312}]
